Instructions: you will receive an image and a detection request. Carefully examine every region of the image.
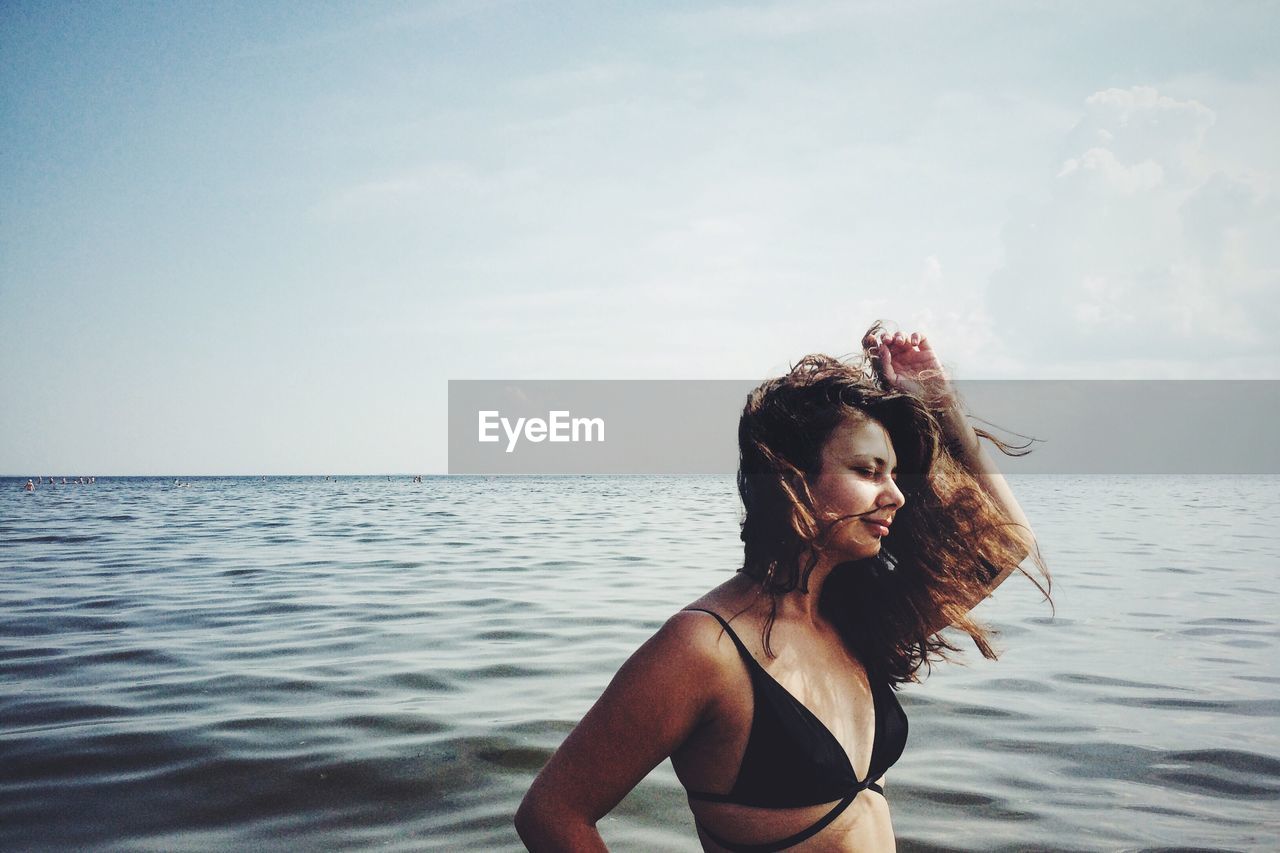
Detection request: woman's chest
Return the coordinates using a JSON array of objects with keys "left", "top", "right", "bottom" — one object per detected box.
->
[{"left": 675, "top": 638, "right": 879, "bottom": 791}]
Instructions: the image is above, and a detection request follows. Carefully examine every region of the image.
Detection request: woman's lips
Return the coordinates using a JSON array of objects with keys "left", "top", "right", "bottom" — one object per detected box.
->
[{"left": 863, "top": 520, "right": 890, "bottom": 536}]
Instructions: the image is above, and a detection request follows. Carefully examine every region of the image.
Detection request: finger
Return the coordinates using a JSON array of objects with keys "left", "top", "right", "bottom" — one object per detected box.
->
[
  {"left": 909, "top": 332, "right": 920, "bottom": 348},
  {"left": 918, "top": 335, "right": 932, "bottom": 351}
]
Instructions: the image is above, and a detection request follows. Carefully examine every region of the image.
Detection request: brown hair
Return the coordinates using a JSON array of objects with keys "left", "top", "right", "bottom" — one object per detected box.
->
[{"left": 737, "top": 324, "right": 1049, "bottom": 684}]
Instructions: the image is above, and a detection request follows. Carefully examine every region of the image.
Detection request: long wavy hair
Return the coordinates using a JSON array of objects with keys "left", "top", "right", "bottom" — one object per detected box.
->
[{"left": 737, "top": 323, "right": 1049, "bottom": 684}]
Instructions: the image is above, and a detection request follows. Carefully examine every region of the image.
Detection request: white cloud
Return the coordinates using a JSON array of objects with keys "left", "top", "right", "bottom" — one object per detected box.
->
[
  {"left": 987, "top": 84, "right": 1280, "bottom": 376},
  {"left": 1056, "top": 148, "right": 1164, "bottom": 193}
]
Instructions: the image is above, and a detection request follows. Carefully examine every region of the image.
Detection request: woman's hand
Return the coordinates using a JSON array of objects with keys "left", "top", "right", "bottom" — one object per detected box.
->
[{"left": 862, "top": 330, "right": 956, "bottom": 406}]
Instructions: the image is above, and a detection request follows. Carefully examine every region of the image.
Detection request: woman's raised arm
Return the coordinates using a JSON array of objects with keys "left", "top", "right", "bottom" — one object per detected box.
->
[
  {"left": 866, "top": 330, "right": 1040, "bottom": 595},
  {"left": 934, "top": 398, "right": 1038, "bottom": 575},
  {"left": 514, "top": 610, "right": 726, "bottom": 851}
]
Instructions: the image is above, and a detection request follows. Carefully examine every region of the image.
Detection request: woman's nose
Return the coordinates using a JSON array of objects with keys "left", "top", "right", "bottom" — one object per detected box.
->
[{"left": 882, "top": 479, "right": 906, "bottom": 509}]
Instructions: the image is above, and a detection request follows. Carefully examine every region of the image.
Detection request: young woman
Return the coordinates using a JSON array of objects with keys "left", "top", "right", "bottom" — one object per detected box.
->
[{"left": 515, "top": 325, "right": 1047, "bottom": 851}]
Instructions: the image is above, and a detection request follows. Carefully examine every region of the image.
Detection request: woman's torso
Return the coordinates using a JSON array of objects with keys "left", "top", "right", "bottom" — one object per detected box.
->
[{"left": 669, "top": 577, "right": 900, "bottom": 852}]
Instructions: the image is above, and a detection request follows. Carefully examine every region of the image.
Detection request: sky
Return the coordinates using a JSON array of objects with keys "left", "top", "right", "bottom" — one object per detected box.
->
[{"left": 2, "top": 0, "right": 1277, "bottom": 475}]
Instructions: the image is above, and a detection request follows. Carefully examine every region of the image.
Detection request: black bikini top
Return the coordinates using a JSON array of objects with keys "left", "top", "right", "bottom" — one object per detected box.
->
[{"left": 682, "top": 608, "right": 908, "bottom": 852}]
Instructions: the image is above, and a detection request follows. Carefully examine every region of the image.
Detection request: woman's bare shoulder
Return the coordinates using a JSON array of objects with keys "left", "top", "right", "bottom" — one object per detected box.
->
[
  {"left": 684, "top": 572, "right": 764, "bottom": 617},
  {"left": 651, "top": 607, "right": 738, "bottom": 664},
  {"left": 636, "top": 576, "right": 755, "bottom": 668}
]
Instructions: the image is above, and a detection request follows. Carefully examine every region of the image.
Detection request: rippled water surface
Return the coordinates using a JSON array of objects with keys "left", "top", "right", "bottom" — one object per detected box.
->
[{"left": 2, "top": 475, "right": 1278, "bottom": 851}]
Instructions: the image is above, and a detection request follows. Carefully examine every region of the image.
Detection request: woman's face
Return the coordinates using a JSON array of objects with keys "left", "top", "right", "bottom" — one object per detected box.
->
[{"left": 806, "top": 414, "right": 907, "bottom": 561}]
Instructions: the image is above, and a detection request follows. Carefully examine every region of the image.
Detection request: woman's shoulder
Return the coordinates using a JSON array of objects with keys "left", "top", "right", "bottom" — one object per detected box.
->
[
  {"left": 628, "top": 577, "right": 752, "bottom": 670},
  {"left": 661, "top": 575, "right": 769, "bottom": 659},
  {"left": 683, "top": 571, "right": 762, "bottom": 617},
  {"left": 652, "top": 607, "right": 741, "bottom": 665},
  {"left": 597, "top": 605, "right": 745, "bottom": 726}
]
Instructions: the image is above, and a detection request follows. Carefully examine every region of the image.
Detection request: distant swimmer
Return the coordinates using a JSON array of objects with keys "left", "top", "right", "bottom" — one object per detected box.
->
[{"left": 24, "top": 479, "right": 35, "bottom": 492}]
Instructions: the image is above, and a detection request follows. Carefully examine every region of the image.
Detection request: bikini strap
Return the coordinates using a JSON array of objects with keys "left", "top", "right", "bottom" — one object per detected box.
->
[
  {"left": 693, "top": 793, "right": 857, "bottom": 852},
  {"left": 683, "top": 608, "right": 754, "bottom": 662}
]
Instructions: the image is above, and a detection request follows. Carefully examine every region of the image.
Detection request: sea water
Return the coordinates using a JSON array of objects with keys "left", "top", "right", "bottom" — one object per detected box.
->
[{"left": 2, "top": 475, "right": 1278, "bottom": 851}]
